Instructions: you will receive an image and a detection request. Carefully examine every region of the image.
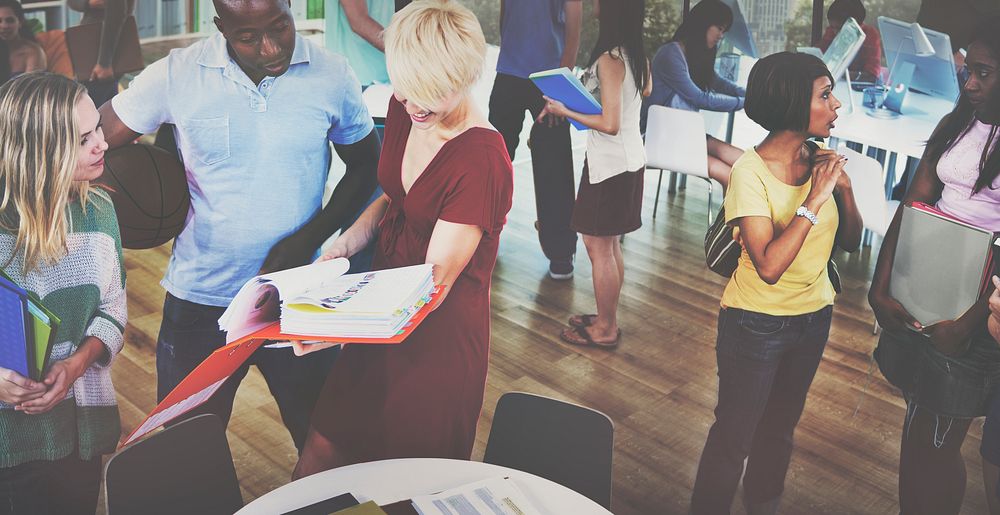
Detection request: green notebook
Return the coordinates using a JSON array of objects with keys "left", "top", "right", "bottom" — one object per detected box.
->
[{"left": 0, "top": 270, "right": 59, "bottom": 380}]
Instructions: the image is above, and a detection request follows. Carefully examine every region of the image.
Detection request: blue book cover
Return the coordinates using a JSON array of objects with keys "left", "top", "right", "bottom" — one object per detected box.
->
[
  {"left": 529, "top": 67, "right": 602, "bottom": 131},
  {"left": 0, "top": 275, "right": 31, "bottom": 378}
]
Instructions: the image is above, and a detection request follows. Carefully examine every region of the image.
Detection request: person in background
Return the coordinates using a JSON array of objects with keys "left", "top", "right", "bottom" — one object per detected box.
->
[
  {"left": 66, "top": 0, "right": 135, "bottom": 107},
  {"left": 643, "top": 0, "right": 743, "bottom": 190},
  {"left": 539, "top": 0, "right": 649, "bottom": 348},
  {"left": 990, "top": 277, "right": 1000, "bottom": 514},
  {"left": 0, "top": 0, "right": 45, "bottom": 77},
  {"left": 0, "top": 40, "right": 10, "bottom": 82},
  {"left": 0, "top": 72, "right": 125, "bottom": 515},
  {"left": 690, "top": 52, "right": 862, "bottom": 514},
  {"left": 292, "top": 0, "right": 513, "bottom": 475},
  {"left": 325, "top": 0, "right": 393, "bottom": 87},
  {"left": 869, "top": 18, "right": 1000, "bottom": 515},
  {"left": 488, "top": 0, "right": 582, "bottom": 280},
  {"left": 97, "top": 0, "right": 381, "bottom": 454},
  {"left": 819, "top": 0, "right": 881, "bottom": 82}
]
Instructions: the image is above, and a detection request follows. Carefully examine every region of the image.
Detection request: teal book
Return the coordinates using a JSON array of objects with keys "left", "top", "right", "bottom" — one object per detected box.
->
[{"left": 528, "top": 67, "right": 602, "bottom": 131}]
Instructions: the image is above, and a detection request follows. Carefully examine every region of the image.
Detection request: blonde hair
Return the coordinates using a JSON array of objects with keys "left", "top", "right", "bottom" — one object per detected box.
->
[
  {"left": 0, "top": 73, "right": 100, "bottom": 273},
  {"left": 384, "top": 0, "right": 486, "bottom": 109}
]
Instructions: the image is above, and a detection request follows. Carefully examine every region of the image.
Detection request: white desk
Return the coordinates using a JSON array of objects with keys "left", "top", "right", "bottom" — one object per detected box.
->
[{"left": 235, "top": 458, "right": 613, "bottom": 515}]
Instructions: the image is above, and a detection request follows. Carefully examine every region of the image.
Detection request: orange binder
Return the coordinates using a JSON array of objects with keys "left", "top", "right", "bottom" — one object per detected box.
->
[{"left": 120, "top": 288, "right": 442, "bottom": 448}]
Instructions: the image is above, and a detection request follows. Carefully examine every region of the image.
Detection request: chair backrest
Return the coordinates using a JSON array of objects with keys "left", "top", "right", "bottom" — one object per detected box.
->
[
  {"left": 840, "top": 147, "right": 892, "bottom": 236},
  {"left": 104, "top": 414, "right": 243, "bottom": 515},
  {"left": 483, "top": 392, "right": 614, "bottom": 510},
  {"left": 644, "top": 105, "right": 709, "bottom": 179}
]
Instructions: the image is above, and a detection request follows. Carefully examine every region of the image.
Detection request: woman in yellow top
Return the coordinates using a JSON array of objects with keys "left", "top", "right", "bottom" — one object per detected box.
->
[{"left": 690, "top": 52, "right": 862, "bottom": 515}]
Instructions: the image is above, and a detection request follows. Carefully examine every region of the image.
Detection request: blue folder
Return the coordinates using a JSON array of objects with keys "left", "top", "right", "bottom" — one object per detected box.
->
[
  {"left": 0, "top": 275, "right": 31, "bottom": 378},
  {"left": 529, "top": 67, "right": 602, "bottom": 131}
]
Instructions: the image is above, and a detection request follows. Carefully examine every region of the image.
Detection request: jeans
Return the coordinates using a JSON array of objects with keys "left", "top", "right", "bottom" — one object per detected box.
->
[
  {"left": 691, "top": 305, "right": 833, "bottom": 514},
  {"left": 488, "top": 73, "right": 577, "bottom": 263},
  {"left": 156, "top": 293, "right": 338, "bottom": 453},
  {"left": 0, "top": 452, "right": 101, "bottom": 515}
]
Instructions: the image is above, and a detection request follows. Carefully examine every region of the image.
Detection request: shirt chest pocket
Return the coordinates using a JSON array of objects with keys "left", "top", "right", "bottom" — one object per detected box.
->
[{"left": 179, "top": 116, "right": 231, "bottom": 166}]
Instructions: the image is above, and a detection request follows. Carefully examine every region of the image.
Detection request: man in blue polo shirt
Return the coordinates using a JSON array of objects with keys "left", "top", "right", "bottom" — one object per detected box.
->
[
  {"left": 489, "top": 0, "right": 582, "bottom": 280},
  {"left": 98, "top": 0, "right": 380, "bottom": 452}
]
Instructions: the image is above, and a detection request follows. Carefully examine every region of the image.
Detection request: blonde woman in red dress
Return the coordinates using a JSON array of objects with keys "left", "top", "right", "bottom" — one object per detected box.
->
[{"left": 291, "top": 0, "right": 514, "bottom": 477}]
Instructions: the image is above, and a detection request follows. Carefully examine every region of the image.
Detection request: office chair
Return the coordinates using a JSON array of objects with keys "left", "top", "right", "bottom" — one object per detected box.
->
[
  {"left": 645, "top": 105, "right": 718, "bottom": 226},
  {"left": 483, "top": 392, "right": 614, "bottom": 510}
]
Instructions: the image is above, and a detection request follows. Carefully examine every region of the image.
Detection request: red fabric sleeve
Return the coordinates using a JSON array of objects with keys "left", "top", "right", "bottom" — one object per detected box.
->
[{"left": 438, "top": 135, "right": 513, "bottom": 236}]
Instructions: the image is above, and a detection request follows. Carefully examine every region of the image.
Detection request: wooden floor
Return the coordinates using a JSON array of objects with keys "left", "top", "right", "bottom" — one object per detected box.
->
[{"left": 111, "top": 162, "right": 990, "bottom": 515}]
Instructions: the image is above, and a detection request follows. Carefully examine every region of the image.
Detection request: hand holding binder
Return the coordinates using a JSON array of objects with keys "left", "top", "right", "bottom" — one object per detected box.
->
[{"left": 0, "top": 366, "right": 46, "bottom": 406}]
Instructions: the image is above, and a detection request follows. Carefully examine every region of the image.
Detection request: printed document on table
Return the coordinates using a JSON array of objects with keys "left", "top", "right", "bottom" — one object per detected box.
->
[{"left": 411, "top": 477, "right": 543, "bottom": 515}]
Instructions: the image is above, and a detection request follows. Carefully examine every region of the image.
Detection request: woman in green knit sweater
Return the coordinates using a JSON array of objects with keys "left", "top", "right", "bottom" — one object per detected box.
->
[{"left": 0, "top": 73, "right": 126, "bottom": 515}]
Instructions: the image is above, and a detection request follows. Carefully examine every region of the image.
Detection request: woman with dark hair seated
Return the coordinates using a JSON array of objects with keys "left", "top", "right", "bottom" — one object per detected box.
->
[
  {"left": 820, "top": 0, "right": 882, "bottom": 82},
  {"left": 643, "top": 0, "right": 743, "bottom": 189},
  {"left": 0, "top": 0, "right": 45, "bottom": 77},
  {"left": 690, "top": 52, "right": 862, "bottom": 515},
  {"left": 869, "top": 18, "right": 1000, "bottom": 515}
]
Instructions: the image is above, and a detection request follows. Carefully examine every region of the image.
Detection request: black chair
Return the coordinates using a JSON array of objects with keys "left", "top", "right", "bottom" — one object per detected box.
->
[
  {"left": 104, "top": 413, "right": 243, "bottom": 515},
  {"left": 483, "top": 392, "right": 614, "bottom": 510}
]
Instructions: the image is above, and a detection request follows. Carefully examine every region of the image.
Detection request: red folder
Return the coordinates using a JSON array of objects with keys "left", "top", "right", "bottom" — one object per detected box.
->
[{"left": 120, "top": 288, "right": 442, "bottom": 448}]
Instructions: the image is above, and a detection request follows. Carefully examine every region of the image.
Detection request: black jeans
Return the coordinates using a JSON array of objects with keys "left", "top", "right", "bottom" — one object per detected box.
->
[
  {"left": 488, "top": 73, "right": 577, "bottom": 263},
  {"left": 691, "top": 306, "right": 833, "bottom": 514},
  {"left": 156, "top": 293, "right": 338, "bottom": 453},
  {"left": 0, "top": 452, "right": 101, "bottom": 515}
]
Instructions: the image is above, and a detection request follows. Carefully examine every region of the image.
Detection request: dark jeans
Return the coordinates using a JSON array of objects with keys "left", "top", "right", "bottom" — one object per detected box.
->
[
  {"left": 488, "top": 73, "right": 577, "bottom": 263},
  {"left": 691, "top": 305, "right": 833, "bottom": 514},
  {"left": 156, "top": 293, "right": 339, "bottom": 453},
  {"left": 0, "top": 452, "right": 101, "bottom": 515}
]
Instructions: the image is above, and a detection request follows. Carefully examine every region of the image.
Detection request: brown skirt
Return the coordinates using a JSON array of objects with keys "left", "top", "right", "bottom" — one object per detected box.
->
[{"left": 570, "top": 161, "right": 644, "bottom": 236}]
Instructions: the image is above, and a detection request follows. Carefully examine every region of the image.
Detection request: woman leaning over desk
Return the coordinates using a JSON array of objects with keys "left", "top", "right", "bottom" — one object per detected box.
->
[
  {"left": 290, "top": 0, "right": 513, "bottom": 477},
  {"left": 690, "top": 52, "right": 862, "bottom": 514},
  {"left": 869, "top": 18, "right": 1000, "bottom": 515}
]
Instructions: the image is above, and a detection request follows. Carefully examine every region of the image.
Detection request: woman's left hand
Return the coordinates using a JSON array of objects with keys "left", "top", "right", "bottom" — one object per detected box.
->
[
  {"left": 537, "top": 96, "right": 568, "bottom": 126},
  {"left": 289, "top": 341, "right": 342, "bottom": 357},
  {"left": 16, "top": 358, "right": 84, "bottom": 415}
]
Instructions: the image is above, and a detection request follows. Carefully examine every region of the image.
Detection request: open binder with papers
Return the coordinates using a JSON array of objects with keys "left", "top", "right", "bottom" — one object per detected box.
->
[
  {"left": 891, "top": 202, "right": 1000, "bottom": 327},
  {"left": 121, "top": 259, "right": 440, "bottom": 447}
]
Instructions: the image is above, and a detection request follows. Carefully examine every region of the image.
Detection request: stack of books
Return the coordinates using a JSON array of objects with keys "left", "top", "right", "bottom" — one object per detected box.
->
[
  {"left": 0, "top": 272, "right": 60, "bottom": 381},
  {"left": 219, "top": 258, "right": 437, "bottom": 343}
]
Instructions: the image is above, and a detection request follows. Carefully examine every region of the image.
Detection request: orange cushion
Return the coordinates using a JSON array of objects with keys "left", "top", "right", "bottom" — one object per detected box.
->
[{"left": 36, "top": 30, "right": 74, "bottom": 79}]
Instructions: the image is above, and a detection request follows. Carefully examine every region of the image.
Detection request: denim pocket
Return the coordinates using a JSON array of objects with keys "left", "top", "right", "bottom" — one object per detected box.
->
[
  {"left": 179, "top": 116, "right": 231, "bottom": 165},
  {"left": 738, "top": 310, "right": 786, "bottom": 336}
]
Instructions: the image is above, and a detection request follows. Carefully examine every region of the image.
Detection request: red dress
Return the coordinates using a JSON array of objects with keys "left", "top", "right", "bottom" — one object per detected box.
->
[{"left": 310, "top": 97, "right": 513, "bottom": 464}]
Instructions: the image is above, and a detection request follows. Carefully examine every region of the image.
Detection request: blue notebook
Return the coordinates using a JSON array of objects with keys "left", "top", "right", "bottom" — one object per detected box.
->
[
  {"left": 529, "top": 67, "right": 602, "bottom": 131},
  {"left": 0, "top": 275, "right": 31, "bottom": 378}
]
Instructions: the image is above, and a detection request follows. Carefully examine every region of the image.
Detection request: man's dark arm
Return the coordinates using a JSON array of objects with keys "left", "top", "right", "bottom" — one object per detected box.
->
[
  {"left": 258, "top": 129, "right": 381, "bottom": 274},
  {"left": 97, "top": 100, "right": 143, "bottom": 149}
]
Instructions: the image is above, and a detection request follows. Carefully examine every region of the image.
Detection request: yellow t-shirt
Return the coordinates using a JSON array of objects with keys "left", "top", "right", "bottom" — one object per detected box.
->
[{"left": 720, "top": 147, "right": 838, "bottom": 315}]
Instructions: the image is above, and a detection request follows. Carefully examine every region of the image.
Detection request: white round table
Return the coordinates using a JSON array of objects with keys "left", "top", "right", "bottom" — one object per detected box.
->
[{"left": 236, "top": 458, "right": 612, "bottom": 515}]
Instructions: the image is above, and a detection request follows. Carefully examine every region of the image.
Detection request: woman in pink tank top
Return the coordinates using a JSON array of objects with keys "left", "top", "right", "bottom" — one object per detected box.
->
[{"left": 869, "top": 18, "right": 1000, "bottom": 515}]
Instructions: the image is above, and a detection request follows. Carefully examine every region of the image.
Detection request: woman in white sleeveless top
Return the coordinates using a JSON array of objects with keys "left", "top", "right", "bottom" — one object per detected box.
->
[{"left": 538, "top": 0, "right": 650, "bottom": 348}]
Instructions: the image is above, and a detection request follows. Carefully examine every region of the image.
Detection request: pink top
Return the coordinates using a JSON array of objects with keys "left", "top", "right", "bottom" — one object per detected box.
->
[{"left": 936, "top": 119, "right": 1000, "bottom": 231}]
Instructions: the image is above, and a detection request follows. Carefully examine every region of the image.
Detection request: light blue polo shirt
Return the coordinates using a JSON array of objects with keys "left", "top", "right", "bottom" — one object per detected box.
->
[{"left": 112, "top": 33, "right": 374, "bottom": 306}]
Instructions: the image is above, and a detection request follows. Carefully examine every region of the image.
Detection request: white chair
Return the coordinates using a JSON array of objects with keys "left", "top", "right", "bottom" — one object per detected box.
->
[
  {"left": 841, "top": 147, "right": 900, "bottom": 239},
  {"left": 841, "top": 147, "right": 901, "bottom": 333},
  {"left": 645, "top": 105, "right": 718, "bottom": 226}
]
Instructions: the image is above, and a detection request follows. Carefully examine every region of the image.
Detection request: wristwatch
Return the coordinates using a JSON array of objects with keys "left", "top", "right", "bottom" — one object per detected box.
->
[{"left": 795, "top": 205, "right": 819, "bottom": 225}]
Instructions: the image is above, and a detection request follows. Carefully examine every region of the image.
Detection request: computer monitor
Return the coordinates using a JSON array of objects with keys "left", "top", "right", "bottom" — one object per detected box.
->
[
  {"left": 823, "top": 17, "right": 866, "bottom": 83},
  {"left": 878, "top": 16, "right": 960, "bottom": 101},
  {"left": 719, "top": 0, "right": 758, "bottom": 58}
]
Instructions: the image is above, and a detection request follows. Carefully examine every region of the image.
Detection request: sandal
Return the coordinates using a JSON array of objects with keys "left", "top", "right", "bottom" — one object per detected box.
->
[
  {"left": 568, "top": 314, "right": 598, "bottom": 328},
  {"left": 559, "top": 325, "right": 621, "bottom": 349}
]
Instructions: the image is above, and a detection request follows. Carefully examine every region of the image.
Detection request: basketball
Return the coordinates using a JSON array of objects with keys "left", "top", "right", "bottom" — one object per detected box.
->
[{"left": 95, "top": 143, "right": 190, "bottom": 250}]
